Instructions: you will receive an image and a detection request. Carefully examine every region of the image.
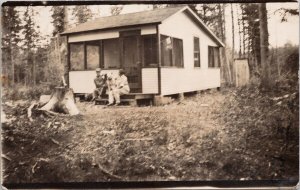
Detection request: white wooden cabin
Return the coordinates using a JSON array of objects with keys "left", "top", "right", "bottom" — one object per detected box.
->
[{"left": 61, "top": 6, "right": 224, "bottom": 97}]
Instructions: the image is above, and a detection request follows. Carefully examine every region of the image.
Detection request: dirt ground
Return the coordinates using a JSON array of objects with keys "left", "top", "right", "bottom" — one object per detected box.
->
[{"left": 1, "top": 88, "right": 299, "bottom": 183}]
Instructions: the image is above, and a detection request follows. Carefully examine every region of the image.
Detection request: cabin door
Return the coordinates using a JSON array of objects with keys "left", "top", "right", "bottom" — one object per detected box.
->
[{"left": 122, "top": 35, "right": 142, "bottom": 93}]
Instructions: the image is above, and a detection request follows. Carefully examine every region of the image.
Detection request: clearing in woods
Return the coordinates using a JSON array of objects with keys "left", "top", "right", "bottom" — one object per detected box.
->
[{"left": 2, "top": 88, "right": 299, "bottom": 183}]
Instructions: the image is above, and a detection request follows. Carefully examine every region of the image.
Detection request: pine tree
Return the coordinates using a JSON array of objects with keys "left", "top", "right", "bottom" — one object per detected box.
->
[
  {"left": 240, "top": 4, "right": 261, "bottom": 73},
  {"left": 22, "top": 6, "right": 39, "bottom": 86},
  {"left": 72, "top": 5, "right": 93, "bottom": 25},
  {"left": 51, "top": 6, "right": 66, "bottom": 36},
  {"left": 259, "top": 3, "right": 270, "bottom": 88},
  {"left": 2, "top": 6, "right": 22, "bottom": 86},
  {"left": 189, "top": 4, "right": 222, "bottom": 39}
]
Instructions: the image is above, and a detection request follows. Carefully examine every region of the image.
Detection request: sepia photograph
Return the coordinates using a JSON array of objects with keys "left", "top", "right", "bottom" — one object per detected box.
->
[{"left": 1, "top": 1, "right": 299, "bottom": 188}]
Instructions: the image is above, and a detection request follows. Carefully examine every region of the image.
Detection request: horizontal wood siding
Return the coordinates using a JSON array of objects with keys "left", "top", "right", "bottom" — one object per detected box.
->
[
  {"left": 159, "top": 11, "right": 219, "bottom": 69},
  {"left": 69, "top": 70, "right": 119, "bottom": 93},
  {"left": 160, "top": 68, "right": 220, "bottom": 95},
  {"left": 142, "top": 68, "right": 158, "bottom": 94},
  {"left": 69, "top": 26, "right": 156, "bottom": 43},
  {"left": 158, "top": 9, "right": 221, "bottom": 95}
]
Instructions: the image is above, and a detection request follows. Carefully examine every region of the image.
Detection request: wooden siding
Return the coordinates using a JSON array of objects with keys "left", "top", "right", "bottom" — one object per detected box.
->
[
  {"left": 234, "top": 59, "right": 250, "bottom": 87},
  {"left": 142, "top": 68, "right": 158, "bottom": 94},
  {"left": 69, "top": 70, "right": 119, "bottom": 94},
  {"left": 69, "top": 26, "right": 156, "bottom": 43},
  {"left": 159, "top": 11, "right": 219, "bottom": 69},
  {"left": 160, "top": 68, "right": 220, "bottom": 95},
  {"left": 158, "top": 9, "right": 221, "bottom": 95}
]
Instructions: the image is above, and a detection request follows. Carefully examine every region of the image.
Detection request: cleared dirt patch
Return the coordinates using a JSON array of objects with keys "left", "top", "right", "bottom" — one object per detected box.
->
[{"left": 2, "top": 89, "right": 298, "bottom": 183}]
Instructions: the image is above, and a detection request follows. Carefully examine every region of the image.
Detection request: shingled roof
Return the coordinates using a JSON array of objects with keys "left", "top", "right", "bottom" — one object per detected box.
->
[
  {"left": 62, "top": 6, "right": 224, "bottom": 47},
  {"left": 62, "top": 6, "right": 185, "bottom": 35}
]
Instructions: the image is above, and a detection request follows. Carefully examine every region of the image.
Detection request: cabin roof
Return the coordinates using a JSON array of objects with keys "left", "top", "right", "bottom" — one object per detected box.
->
[
  {"left": 62, "top": 6, "right": 224, "bottom": 47},
  {"left": 62, "top": 6, "right": 185, "bottom": 35}
]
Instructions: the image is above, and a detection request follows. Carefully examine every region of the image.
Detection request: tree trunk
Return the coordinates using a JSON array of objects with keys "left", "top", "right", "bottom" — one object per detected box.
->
[
  {"left": 231, "top": 4, "right": 235, "bottom": 61},
  {"left": 241, "top": 5, "right": 246, "bottom": 57},
  {"left": 40, "top": 87, "right": 80, "bottom": 115},
  {"left": 259, "top": 3, "right": 270, "bottom": 88},
  {"left": 219, "top": 4, "right": 232, "bottom": 86},
  {"left": 11, "top": 48, "right": 15, "bottom": 86},
  {"left": 33, "top": 53, "right": 36, "bottom": 86},
  {"left": 63, "top": 6, "right": 68, "bottom": 31},
  {"left": 236, "top": 5, "right": 242, "bottom": 58}
]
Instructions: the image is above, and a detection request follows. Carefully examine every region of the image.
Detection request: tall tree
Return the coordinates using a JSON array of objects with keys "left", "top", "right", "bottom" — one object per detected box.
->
[
  {"left": 240, "top": 3, "right": 261, "bottom": 73},
  {"left": 230, "top": 4, "right": 235, "bottom": 61},
  {"left": 189, "top": 4, "right": 223, "bottom": 39},
  {"left": 51, "top": 6, "right": 67, "bottom": 36},
  {"left": 259, "top": 3, "right": 270, "bottom": 88},
  {"left": 110, "top": 5, "right": 123, "bottom": 15},
  {"left": 2, "top": 6, "right": 22, "bottom": 86},
  {"left": 72, "top": 5, "right": 93, "bottom": 25},
  {"left": 22, "top": 6, "right": 39, "bottom": 86}
]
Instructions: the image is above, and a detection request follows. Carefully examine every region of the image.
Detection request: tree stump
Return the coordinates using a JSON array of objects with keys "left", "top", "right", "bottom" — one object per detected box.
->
[{"left": 40, "top": 87, "right": 79, "bottom": 115}]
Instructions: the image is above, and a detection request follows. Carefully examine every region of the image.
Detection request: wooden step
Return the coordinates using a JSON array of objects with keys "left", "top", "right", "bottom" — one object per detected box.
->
[
  {"left": 95, "top": 98, "right": 137, "bottom": 106},
  {"left": 98, "top": 93, "right": 154, "bottom": 100}
]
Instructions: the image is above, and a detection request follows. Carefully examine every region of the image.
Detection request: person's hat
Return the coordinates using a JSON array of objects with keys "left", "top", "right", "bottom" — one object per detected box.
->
[
  {"left": 119, "top": 69, "right": 125, "bottom": 75},
  {"left": 96, "top": 68, "right": 101, "bottom": 72}
]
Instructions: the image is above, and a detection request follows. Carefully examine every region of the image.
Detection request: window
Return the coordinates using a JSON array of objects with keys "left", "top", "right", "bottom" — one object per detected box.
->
[
  {"left": 86, "top": 41, "right": 100, "bottom": 70},
  {"left": 208, "top": 46, "right": 220, "bottom": 68},
  {"left": 103, "top": 38, "right": 120, "bottom": 69},
  {"left": 161, "top": 35, "right": 183, "bottom": 67},
  {"left": 161, "top": 35, "right": 173, "bottom": 66},
  {"left": 143, "top": 35, "right": 157, "bottom": 67},
  {"left": 70, "top": 43, "right": 84, "bottom": 71},
  {"left": 194, "top": 37, "right": 200, "bottom": 67},
  {"left": 173, "top": 38, "right": 184, "bottom": 67}
]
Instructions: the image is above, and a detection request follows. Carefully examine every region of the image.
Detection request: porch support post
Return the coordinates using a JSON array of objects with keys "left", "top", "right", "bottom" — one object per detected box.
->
[{"left": 156, "top": 24, "right": 162, "bottom": 95}]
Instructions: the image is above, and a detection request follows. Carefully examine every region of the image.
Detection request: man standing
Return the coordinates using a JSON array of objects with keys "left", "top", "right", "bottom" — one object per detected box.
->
[
  {"left": 107, "top": 69, "right": 130, "bottom": 106},
  {"left": 92, "top": 68, "right": 106, "bottom": 101}
]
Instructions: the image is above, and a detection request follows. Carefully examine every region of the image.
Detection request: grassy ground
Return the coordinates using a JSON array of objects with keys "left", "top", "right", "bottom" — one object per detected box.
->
[{"left": 1, "top": 88, "right": 299, "bottom": 183}]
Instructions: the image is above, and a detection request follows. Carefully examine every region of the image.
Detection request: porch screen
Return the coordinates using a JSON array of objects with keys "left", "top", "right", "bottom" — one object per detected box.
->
[
  {"left": 103, "top": 39, "right": 120, "bottom": 69},
  {"left": 70, "top": 43, "right": 84, "bottom": 71},
  {"left": 208, "top": 46, "right": 220, "bottom": 68},
  {"left": 86, "top": 41, "right": 100, "bottom": 70},
  {"left": 143, "top": 35, "right": 157, "bottom": 67},
  {"left": 161, "top": 35, "right": 183, "bottom": 67}
]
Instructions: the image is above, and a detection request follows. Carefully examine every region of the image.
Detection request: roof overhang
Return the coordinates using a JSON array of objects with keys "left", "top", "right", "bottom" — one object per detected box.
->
[
  {"left": 180, "top": 7, "right": 225, "bottom": 47},
  {"left": 61, "top": 6, "right": 225, "bottom": 47},
  {"left": 61, "top": 22, "right": 161, "bottom": 36}
]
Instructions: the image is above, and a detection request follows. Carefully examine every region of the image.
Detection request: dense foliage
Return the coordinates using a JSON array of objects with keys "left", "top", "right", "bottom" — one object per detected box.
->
[
  {"left": 72, "top": 5, "right": 93, "bottom": 25},
  {"left": 51, "top": 6, "right": 66, "bottom": 37}
]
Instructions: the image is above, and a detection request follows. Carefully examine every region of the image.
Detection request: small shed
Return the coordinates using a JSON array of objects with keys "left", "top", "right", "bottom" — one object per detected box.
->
[{"left": 61, "top": 6, "right": 224, "bottom": 97}]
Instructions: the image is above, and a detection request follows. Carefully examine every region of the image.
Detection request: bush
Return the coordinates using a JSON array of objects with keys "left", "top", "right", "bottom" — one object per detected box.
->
[{"left": 2, "top": 84, "right": 53, "bottom": 101}]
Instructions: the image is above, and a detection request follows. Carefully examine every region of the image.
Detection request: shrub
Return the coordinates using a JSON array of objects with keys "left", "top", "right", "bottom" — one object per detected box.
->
[{"left": 2, "top": 84, "right": 53, "bottom": 101}]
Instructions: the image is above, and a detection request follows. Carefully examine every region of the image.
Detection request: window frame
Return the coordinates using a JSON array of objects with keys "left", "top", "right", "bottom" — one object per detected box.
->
[
  {"left": 194, "top": 36, "right": 201, "bottom": 68},
  {"left": 208, "top": 46, "right": 221, "bottom": 68},
  {"left": 160, "top": 34, "right": 184, "bottom": 68}
]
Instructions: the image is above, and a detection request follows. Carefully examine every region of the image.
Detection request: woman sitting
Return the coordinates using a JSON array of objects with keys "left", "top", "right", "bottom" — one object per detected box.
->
[{"left": 107, "top": 69, "right": 130, "bottom": 106}]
